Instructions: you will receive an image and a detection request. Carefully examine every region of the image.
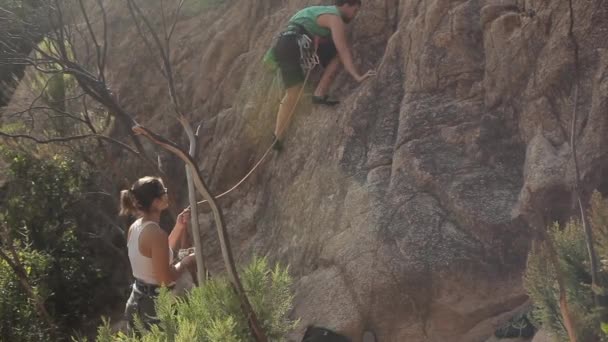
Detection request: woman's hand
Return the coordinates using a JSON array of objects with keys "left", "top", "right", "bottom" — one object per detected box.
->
[
  {"left": 176, "top": 208, "right": 191, "bottom": 226},
  {"left": 181, "top": 253, "right": 196, "bottom": 267},
  {"left": 175, "top": 253, "right": 196, "bottom": 275}
]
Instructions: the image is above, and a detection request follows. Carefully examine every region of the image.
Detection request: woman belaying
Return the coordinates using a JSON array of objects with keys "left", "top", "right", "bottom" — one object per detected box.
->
[{"left": 120, "top": 176, "right": 196, "bottom": 330}]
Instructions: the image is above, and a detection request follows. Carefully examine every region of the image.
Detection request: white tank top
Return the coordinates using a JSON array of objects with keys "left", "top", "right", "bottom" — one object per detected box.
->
[{"left": 127, "top": 218, "right": 174, "bottom": 285}]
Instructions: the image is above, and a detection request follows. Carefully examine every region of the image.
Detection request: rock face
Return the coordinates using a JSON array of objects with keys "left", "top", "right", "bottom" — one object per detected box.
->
[{"left": 17, "top": 0, "right": 608, "bottom": 340}]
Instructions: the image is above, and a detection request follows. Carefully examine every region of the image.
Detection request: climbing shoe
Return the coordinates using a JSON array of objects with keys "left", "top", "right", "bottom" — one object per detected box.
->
[
  {"left": 302, "top": 326, "right": 349, "bottom": 342},
  {"left": 312, "top": 95, "right": 340, "bottom": 106}
]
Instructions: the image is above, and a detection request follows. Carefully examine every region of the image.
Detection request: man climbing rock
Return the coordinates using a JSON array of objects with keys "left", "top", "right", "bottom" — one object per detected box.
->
[{"left": 265, "top": 0, "right": 375, "bottom": 149}]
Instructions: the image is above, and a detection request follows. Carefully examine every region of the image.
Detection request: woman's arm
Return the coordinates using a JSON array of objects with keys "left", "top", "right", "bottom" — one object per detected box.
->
[
  {"left": 168, "top": 208, "right": 190, "bottom": 251},
  {"left": 149, "top": 227, "right": 191, "bottom": 285}
]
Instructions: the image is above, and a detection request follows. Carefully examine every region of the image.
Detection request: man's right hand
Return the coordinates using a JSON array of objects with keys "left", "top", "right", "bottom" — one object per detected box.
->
[{"left": 356, "top": 70, "right": 376, "bottom": 83}]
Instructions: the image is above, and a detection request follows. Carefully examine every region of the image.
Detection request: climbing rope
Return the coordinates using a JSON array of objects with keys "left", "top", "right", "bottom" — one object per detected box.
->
[{"left": 194, "top": 47, "right": 317, "bottom": 208}]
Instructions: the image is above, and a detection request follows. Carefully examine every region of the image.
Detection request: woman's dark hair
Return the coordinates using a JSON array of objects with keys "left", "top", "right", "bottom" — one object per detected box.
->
[
  {"left": 336, "top": 0, "right": 361, "bottom": 6},
  {"left": 120, "top": 176, "right": 166, "bottom": 216}
]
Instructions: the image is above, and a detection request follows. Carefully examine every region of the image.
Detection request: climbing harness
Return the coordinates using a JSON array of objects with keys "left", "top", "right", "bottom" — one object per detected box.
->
[
  {"left": 270, "top": 23, "right": 319, "bottom": 72},
  {"left": 195, "top": 49, "right": 317, "bottom": 207},
  {"left": 297, "top": 34, "right": 320, "bottom": 71}
]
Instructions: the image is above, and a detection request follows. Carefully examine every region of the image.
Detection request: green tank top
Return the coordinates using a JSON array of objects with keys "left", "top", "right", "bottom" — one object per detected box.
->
[{"left": 288, "top": 6, "right": 340, "bottom": 38}]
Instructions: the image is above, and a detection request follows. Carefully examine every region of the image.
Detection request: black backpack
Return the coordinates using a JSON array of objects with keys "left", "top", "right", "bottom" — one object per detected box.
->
[{"left": 302, "top": 326, "right": 351, "bottom": 342}]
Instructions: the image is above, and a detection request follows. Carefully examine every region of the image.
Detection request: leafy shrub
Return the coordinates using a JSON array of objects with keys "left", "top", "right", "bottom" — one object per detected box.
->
[
  {"left": 0, "top": 151, "right": 114, "bottom": 340},
  {"left": 524, "top": 191, "right": 608, "bottom": 341},
  {"left": 95, "top": 257, "right": 299, "bottom": 342},
  {"left": 0, "top": 247, "right": 53, "bottom": 341}
]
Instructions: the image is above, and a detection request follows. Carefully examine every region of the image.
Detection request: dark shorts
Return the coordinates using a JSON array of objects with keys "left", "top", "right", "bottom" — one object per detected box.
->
[{"left": 273, "top": 33, "right": 337, "bottom": 89}]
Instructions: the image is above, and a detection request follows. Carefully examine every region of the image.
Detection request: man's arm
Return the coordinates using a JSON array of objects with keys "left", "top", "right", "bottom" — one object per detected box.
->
[{"left": 317, "top": 14, "right": 361, "bottom": 81}]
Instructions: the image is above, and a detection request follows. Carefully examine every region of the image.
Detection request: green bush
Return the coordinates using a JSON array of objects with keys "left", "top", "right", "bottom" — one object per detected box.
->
[
  {"left": 0, "top": 151, "right": 113, "bottom": 340},
  {"left": 524, "top": 191, "right": 608, "bottom": 341},
  {"left": 0, "top": 247, "right": 53, "bottom": 341},
  {"left": 95, "top": 257, "right": 299, "bottom": 342},
  {"left": 524, "top": 221, "right": 599, "bottom": 341}
]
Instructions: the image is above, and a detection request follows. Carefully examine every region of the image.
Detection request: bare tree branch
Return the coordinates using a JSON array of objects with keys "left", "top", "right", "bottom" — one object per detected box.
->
[
  {"left": 125, "top": 0, "right": 166, "bottom": 76},
  {"left": 8, "top": 105, "right": 89, "bottom": 125},
  {"left": 51, "top": 0, "right": 69, "bottom": 59},
  {"left": 76, "top": 0, "right": 106, "bottom": 82},
  {"left": 132, "top": 124, "right": 268, "bottom": 342},
  {"left": 168, "top": 0, "right": 185, "bottom": 42},
  {"left": 127, "top": 0, "right": 179, "bottom": 107},
  {"left": 159, "top": 0, "right": 169, "bottom": 45},
  {"left": 80, "top": 95, "right": 98, "bottom": 133},
  {"left": 0, "top": 130, "right": 140, "bottom": 156},
  {"left": 95, "top": 0, "right": 109, "bottom": 81}
]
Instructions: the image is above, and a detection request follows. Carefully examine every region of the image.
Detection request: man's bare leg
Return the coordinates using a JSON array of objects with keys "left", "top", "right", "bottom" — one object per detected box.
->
[
  {"left": 274, "top": 84, "right": 304, "bottom": 141},
  {"left": 314, "top": 56, "right": 341, "bottom": 98}
]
